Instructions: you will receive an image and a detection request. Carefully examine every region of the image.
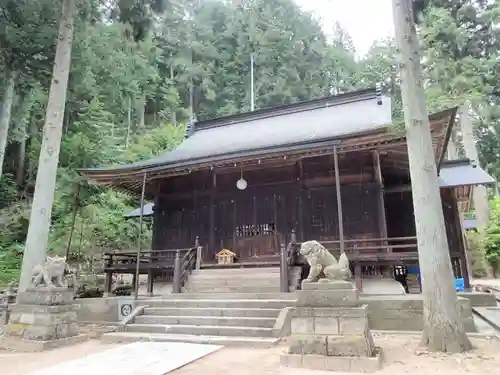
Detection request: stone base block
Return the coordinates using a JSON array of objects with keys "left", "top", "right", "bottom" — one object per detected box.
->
[
  {"left": 288, "top": 333, "right": 374, "bottom": 357},
  {"left": 7, "top": 302, "right": 80, "bottom": 341},
  {"left": 17, "top": 287, "right": 74, "bottom": 306},
  {"left": 0, "top": 334, "right": 87, "bottom": 352},
  {"left": 297, "top": 281, "right": 359, "bottom": 307},
  {"left": 291, "top": 306, "right": 371, "bottom": 335},
  {"left": 281, "top": 348, "right": 383, "bottom": 373}
]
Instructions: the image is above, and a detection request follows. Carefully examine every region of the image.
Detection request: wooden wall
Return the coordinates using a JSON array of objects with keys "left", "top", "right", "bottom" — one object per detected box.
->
[{"left": 152, "top": 152, "right": 395, "bottom": 261}]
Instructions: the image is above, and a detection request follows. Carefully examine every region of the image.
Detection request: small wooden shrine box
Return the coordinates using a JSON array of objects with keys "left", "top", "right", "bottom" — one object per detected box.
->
[{"left": 215, "top": 249, "right": 236, "bottom": 265}]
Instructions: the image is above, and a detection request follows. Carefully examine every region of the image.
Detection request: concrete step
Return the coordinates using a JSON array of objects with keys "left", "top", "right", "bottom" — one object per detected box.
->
[
  {"left": 143, "top": 307, "right": 282, "bottom": 318},
  {"left": 140, "top": 292, "right": 295, "bottom": 300},
  {"left": 139, "top": 298, "right": 294, "bottom": 309},
  {"left": 135, "top": 315, "right": 276, "bottom": 328},
  {"left": 125, "top": 323, "right": 274, "bottom": 337},
  {"left": 185, "top": 278, "right": 280, "bottom": 286},
  {"left": 183, "top": 286, "right": 280, "bottom": 293},
  {"left": 101, "top": 331, "right": 279, "bottom": 348},
  {"left": 193, "top": 267, "right": 280, "bottom": 273},
  {"left": 190, "top": 271, "right": 281, "bottom": 277}
]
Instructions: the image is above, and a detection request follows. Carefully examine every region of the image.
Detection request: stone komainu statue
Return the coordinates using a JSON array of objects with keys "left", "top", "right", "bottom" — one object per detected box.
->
[
  {"left": 299, "top": 240, "right": 351, "bottom": 282},
  {"left": 31, "top": 255, "right": 68, "bottom": 288}
]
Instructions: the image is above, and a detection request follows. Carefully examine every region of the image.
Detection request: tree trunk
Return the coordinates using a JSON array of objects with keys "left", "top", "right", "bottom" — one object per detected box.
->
[
  {"left": 392, "top": 0, "right": 471, "bottom": 352},
  {"left": 460, "top": 104, "right": 489, "bottom": 230},
  {"left": 126, "top": 96, "right": 131, "bottom": 148},
  {"left": 18, "top": 0, "right": 76, "bottom": 292},
  {"left": 0, "top": 69, "right": 17, "bottom": 181},
  {"left": 138, "top": 93, "right": 146, "bottom": 129},
  {"left": 16, "top": 136, "right": 26, "bottom": 186}
]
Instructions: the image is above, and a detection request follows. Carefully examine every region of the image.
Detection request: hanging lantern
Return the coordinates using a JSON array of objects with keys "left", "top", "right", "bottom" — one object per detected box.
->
[
  {"left": 236, "top": 167, "right": 247, "bottom": 190},
  {"left": 236, "top": 178, "right": 247, "bottom": 190}
]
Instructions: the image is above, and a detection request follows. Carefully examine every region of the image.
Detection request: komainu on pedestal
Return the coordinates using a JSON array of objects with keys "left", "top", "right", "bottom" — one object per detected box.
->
[
  {"left": 281, "top": 241, "right": 383, "bottom": 373},
  {"left": 0, "top": 255, "right": 85, "bottom": 352}
]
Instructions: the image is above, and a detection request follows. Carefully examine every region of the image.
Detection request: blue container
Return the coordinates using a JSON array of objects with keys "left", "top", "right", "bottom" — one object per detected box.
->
[{"left": 455, "top": 278, "right": 465, "bottom": 292}]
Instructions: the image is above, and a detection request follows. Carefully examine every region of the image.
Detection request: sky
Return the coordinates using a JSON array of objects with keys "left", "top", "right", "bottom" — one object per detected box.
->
[{"left": 295, "top": 0, "right": 395, "bottom": 57}]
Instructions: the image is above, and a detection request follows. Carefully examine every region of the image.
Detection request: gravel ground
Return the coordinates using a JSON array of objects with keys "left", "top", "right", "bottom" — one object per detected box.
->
[{"left": 1, "top": 335, "right": 499, "bottom": 375}]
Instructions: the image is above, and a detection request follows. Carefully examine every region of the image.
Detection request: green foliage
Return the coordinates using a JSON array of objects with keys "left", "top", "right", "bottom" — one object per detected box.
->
[
  {"left": 465, "top": 231, "right": 488, "bottom": 278},
  {"left": 484, "top": 197, "right": 500, "bottom": 273}
]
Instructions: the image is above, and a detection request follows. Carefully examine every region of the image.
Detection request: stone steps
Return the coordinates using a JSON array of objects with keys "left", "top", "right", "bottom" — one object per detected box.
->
[
  {"left": 184, "top": 266, "right": 282, "bottom": 293},
  {"left": 140, "top": 292, "right": 293, "bottom": 300},
  {"left": 183, "top": 286, "right": 281, "bottom": 293},
  {"left": 101, "top": 332, "right": 279, "bottom": 347},
  {"left": 104, "top": 267, "right": 297, "bottom": 347},
  {"left": 144, "top": 307, "right": 282, "bottom": 318},
  {"left": 135, "top": 315, "right": 276, "bottom": 328},
  {"left": 125, "top": 323, "right": 275, "bottom": 337},
  {"left": 139, "top": 298, "right": 294, "bottom": 309}
]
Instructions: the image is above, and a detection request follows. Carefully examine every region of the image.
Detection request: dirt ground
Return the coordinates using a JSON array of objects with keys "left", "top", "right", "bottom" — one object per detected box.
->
[{"left": 1, "top": 334, "right": 499, "bottom": 375}]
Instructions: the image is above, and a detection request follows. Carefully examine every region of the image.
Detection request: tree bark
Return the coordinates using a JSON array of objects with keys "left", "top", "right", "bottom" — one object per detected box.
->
[
  {"left": 16, "top": 135, "right": 26, "bottom": 186},
  {"left": 392, "top": 0, "right": 472, "bottom": 352},
  {"left": 138, "top": 93, "right": 146, "bottom": 129},
  {"left": 19, "top": 0, "right": 76, "bottom": 292},
  {"left": 459, "top": 104, "right": 489, "bottom": 230},
  {"left": 0, "top": 69, "right": 17, "bottom": 181}
]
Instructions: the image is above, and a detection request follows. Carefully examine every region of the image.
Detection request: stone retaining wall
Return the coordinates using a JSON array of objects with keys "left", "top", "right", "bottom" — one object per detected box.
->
[
  {"left": 76, "top": 297, "right": 120, "bottom": 323},
  {"left": 361, "top": 295, "right": 476, "bottom": 332}
]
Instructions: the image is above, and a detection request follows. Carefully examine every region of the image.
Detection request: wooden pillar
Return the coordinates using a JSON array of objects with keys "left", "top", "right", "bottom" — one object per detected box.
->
[
  {"left": 297, "top": 161, "right": 305, "bottom": 241},
  {"left": 172, "top": 250, "right": 181, "bottom": 293},
  {"left": 452, "top": 196, "right": 471, "bottom": 289},
  {"left": 354, "top": 263, "right": 362, "bottom": 292},
  {"left": 134, "top": 172, "right": 147, "bottom": 300},
  {"left": 209, "top": 171, "right": 216, "bottom": 259},
  {"left": 147, "top": 270, "right": 154, "bottom": 296},
  {"left": 232, "top": 200, "right": 237, "bottom": 252},
  {"left": 132, "top": 273, "right": 138, "bottom": 292},
  {"left": 104, "top": 271, "right": 113, "bottom": 297},
  {"left": 333, "top": 146, "right": 345, "bottom": 254},
  {"left": 372, "top": 151, "right": 389, "bottom": 251},
  {"left": 195, "top": 236, "right": 202, "bottom": 270}
]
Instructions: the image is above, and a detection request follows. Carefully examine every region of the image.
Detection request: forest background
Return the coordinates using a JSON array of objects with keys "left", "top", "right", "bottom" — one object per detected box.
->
[{"left": 0, "top": 0, "right": 499, "bottom": 283}]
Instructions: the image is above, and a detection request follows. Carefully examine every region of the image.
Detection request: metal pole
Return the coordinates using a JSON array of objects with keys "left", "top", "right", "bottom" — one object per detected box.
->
[
  {"left": 250, "top": 53, "right": 255, "bottom": 111},
  {"left": 134, "top": 172, "right": 147, "bottom": 300},
  {"left": 333, "top": 146, "right": 345, "bottom": 254}
]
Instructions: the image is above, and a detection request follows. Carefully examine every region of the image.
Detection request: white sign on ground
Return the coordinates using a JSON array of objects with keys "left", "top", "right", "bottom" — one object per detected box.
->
[{"left": 27, "top": 342, "right": 223, "bottom": 375}]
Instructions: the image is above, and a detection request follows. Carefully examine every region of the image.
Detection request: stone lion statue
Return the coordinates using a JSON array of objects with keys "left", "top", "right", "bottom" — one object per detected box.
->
[
  {"left": 299, "top": 240, "right": 351, "bottom": 282},
  {"left": 31, "top": 255, "right": 68, "bottom": 288}
]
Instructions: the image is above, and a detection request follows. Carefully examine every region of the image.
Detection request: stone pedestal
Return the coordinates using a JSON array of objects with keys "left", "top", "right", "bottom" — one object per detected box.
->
[
  {"left": 0, "top": 287, "right": 86, "bottom": 351},
  {"left": 281, "top": 280, "right": 382, "bottom": 372}
]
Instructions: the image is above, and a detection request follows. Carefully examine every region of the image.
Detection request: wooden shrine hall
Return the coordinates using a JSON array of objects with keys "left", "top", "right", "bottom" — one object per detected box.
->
[{"left": 77, "top": 88, "right": 495, "bottom": 292}]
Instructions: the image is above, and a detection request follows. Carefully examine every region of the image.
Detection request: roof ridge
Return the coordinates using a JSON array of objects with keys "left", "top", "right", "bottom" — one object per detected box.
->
[{"left": 194, "top": 88, "right": 379, "bottom": 131}]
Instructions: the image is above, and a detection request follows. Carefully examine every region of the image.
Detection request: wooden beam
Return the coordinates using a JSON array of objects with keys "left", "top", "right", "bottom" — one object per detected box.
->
[
  {"left": 384, "top": 185, "right": 412, "bottom": 194},
  {"left": 333, "top": 146, "right": 345, "bottom": 254}
]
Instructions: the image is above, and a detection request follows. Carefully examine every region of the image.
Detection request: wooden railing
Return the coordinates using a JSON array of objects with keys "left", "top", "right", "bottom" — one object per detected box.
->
[{"left": 172, "top": 237, "right": 202, "bottom": 293}]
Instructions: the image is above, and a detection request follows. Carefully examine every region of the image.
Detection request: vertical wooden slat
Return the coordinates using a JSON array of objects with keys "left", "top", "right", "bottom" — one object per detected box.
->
[
  {"left": 232, "top": 199, "right": 237, "bottom": 251},
  {"left": 333, "top": 146, "right": 345, "bottom": 254}
]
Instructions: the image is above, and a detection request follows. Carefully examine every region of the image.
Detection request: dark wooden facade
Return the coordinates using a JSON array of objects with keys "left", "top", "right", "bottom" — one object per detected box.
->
[{"left": 150, "top": 150, "right": 467, "bottom": 282}]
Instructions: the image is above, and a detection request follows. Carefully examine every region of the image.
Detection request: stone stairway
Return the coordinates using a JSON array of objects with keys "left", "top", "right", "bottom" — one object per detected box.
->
[{"left": 102, "top": 267, "right": 299, "bottom": 347}]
